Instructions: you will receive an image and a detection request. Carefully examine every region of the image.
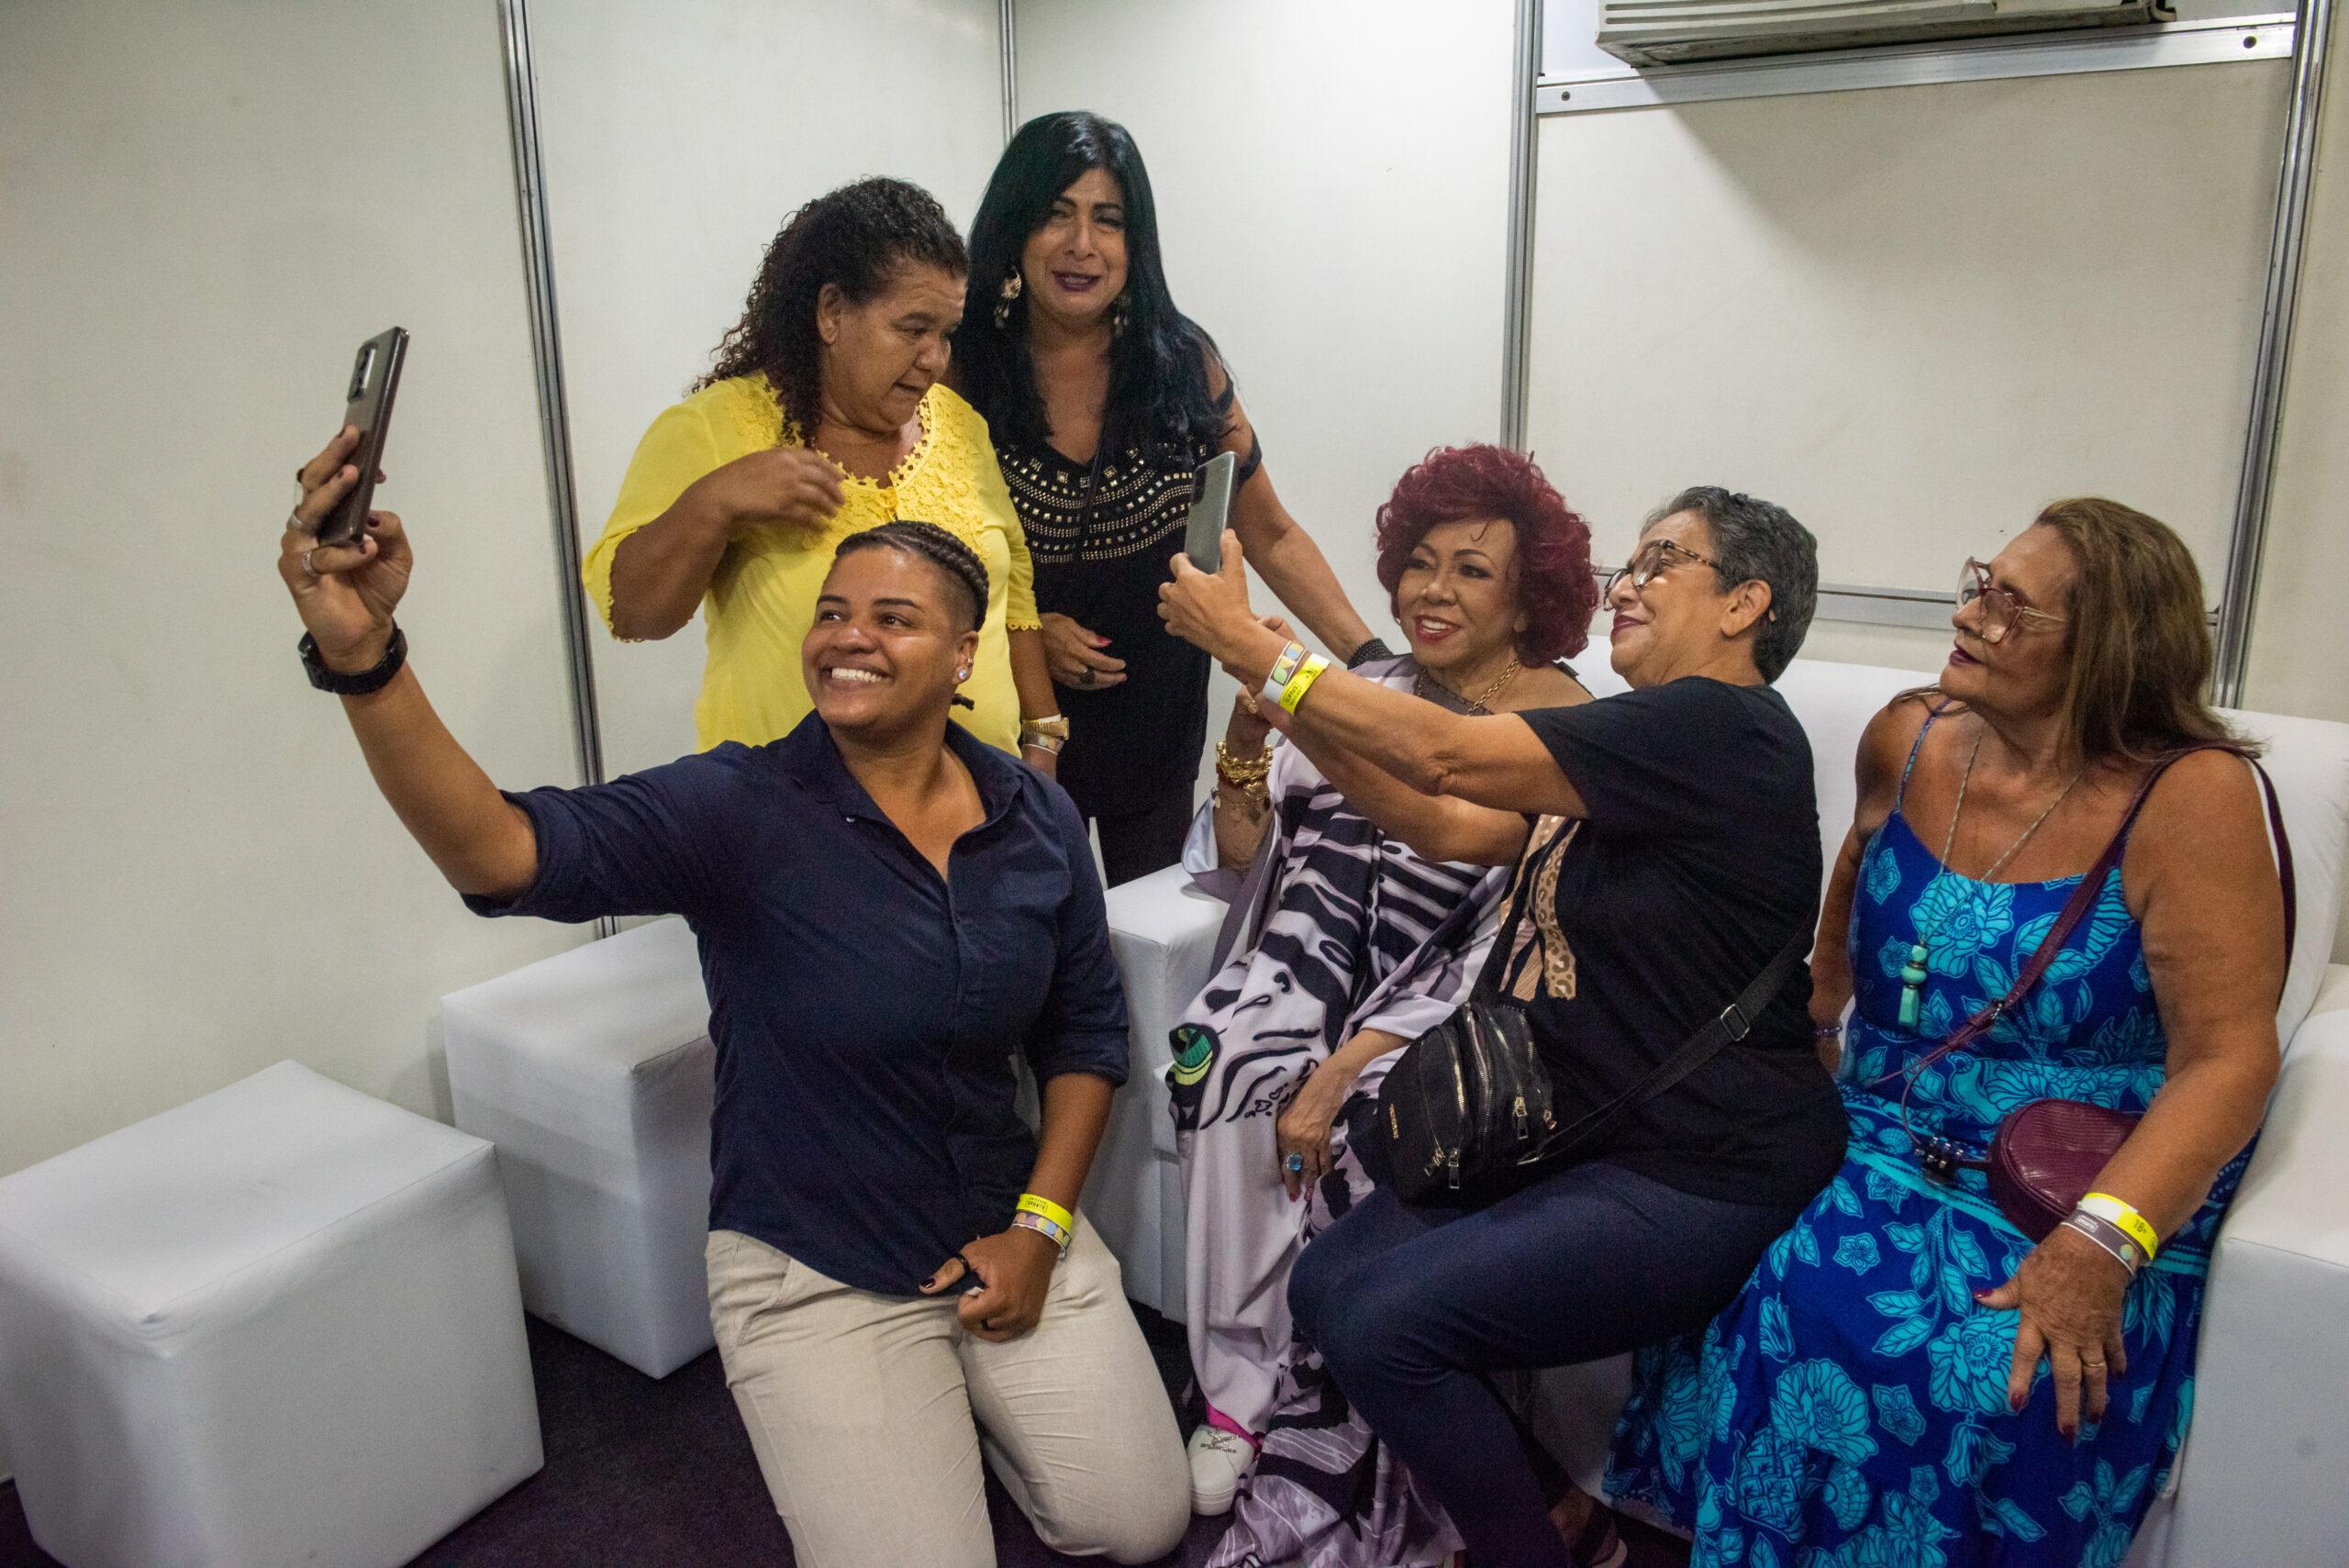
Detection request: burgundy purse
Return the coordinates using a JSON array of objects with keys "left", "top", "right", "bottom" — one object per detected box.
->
[{"left": 1893, "top": 745, "right": 2296, "bottom": 1242}]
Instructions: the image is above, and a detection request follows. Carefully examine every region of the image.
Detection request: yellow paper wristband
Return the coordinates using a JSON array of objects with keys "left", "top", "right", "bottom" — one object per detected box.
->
[
  {"left": 1016, "top": 1192, "right": 1075, "bottom": 1235},
  {"left": 2078, "top": 1192, "right": 2158, "bottom": 1262},
  {"left": 1278, "top": 654, "right": 1331, "bottom": 714}
]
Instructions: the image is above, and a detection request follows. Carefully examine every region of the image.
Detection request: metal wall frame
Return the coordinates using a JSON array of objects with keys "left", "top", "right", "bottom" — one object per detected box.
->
[
  {"left": 1504, "top": 0, "right": 2338, "bottom": 661},
  {"left": 498, "top": 0, "right": 616, "bottom": 940}
]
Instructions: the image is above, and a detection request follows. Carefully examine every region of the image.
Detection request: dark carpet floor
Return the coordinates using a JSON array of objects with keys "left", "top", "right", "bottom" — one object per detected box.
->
[{"left": 0, "top": 1305, "right": 1689, "bottom": 1567}]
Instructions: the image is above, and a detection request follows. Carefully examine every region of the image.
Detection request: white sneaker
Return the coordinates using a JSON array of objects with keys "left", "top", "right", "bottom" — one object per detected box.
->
[{"left": 1187, "top": 1424, "right": 1255, "bottom": 1516}]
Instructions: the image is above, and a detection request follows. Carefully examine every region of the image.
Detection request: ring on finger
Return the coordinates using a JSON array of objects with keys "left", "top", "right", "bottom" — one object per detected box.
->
[
  {"left": 301, "top": 548, "right": 318, "bottom": 578},
  {"left": 1284, "top": 1153, "right": 1306, "bottom": 1175},
  {"left": 1079, "top": 667, "right": 1097, "bottom": 687}
]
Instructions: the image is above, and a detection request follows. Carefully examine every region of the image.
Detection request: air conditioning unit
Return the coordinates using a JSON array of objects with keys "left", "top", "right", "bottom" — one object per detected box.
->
[{"left": 1597, "top": 0, "right": 2171, "bottom": 67}]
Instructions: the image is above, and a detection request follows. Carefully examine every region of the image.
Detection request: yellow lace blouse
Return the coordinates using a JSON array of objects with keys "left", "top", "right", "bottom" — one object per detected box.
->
[{"left": 583, "top": 377, "right": 1041, "bottom": 754}]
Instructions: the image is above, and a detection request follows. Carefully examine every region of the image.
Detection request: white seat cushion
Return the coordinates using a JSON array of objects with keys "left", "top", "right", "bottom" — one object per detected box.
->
[{"left": 0, "top": 1061, "right": 540, "bottom": 1568}]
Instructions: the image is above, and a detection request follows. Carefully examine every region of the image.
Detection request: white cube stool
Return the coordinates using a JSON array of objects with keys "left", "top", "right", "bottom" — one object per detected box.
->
[
  {"left": 442, "top": 916, "right": 718, "bottom": 1378},
  {"left": 1087, "top": 863, "right": 1230, "bottom": 1319},
  {"left": 0, "top": 1061, "right": 540, "bottom": 1568}
]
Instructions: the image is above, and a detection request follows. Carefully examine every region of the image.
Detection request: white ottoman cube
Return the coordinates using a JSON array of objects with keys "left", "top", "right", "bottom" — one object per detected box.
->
[
  {"left": 442, "top": 916, "right": 717, "bottom": 1377},
  {"left": 0, "top": 1061, "right": 540, "bottom": 1568},
  {"left": 1090, "top": 864, "right": 1230, "bottom": 1319}
]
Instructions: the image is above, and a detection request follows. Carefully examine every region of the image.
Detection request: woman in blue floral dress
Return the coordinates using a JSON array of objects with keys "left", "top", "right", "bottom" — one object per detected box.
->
[{"left": 1608, "top": 499, "right": 2290, "bottom": 1568}]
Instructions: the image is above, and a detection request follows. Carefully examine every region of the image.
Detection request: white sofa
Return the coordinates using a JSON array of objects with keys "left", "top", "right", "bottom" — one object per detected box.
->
[{"left": 1097, "top": 658, "right": 2349, "bottom": 1568}]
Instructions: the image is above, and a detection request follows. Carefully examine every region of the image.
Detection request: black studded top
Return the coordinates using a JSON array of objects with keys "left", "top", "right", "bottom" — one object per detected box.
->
[{"left": 997, "top": 422, "right": 1264, "bottom": 817}]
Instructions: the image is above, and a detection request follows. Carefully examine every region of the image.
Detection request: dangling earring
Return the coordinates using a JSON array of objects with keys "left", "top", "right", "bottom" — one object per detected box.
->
[
  {"left": 993, "top": 268, "right": 1023, "bottom": 329},
  {"left": 1110, "top": 294, "right": 1130, "bottom": 339}
]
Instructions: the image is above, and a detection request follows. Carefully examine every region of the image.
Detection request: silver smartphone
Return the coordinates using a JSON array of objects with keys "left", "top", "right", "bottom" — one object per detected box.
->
[
  {"left": 317, "top": 327, "right": 408, "bottom": 548},
  {"left": 1183, "top": 450, "right": 1239, "bottom": 572}
]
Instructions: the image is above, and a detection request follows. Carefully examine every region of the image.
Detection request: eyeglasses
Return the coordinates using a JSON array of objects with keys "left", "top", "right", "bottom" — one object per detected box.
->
[
  {"left": 1603, "top": 538, "right": 1721, "bottom": 600},
  {"left": 1955, "top": 558, "right": 2066, "bottom": 645}
]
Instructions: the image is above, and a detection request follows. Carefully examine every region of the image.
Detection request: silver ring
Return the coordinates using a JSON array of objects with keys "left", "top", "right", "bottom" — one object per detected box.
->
[
  {"left": 1284, "top": 1153, "right": 1306, "bottom": 1174},
  {"left": 301, "top": 548, "right": 317, "bottom": 578}
]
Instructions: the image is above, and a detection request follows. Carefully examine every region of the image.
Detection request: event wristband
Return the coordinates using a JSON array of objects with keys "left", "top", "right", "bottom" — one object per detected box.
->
[
  {"left": 1278, "top": 654, "right": 1331, "bottom": 714},
  {"left": 1016, "top": 1192, "right": 1076, "bottom": 1236},
  {"left": 2077, "top": 1193, "right": 2158, "bottom": 1262},
  {"left": 1259, "top": 640, "right": 1308, "bottom": 706},
  {"left": 2061, "top": 1212, "right": 2142, "bottom": 1278},
  {"left": 1012, "top": 1210, "right": 1072, "bottom": 1254}
]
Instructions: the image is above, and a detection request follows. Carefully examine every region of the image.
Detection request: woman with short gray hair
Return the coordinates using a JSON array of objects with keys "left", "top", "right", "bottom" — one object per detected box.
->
[{"left": 1157, "top": 488, "right": 1845, "bottom": 1568}]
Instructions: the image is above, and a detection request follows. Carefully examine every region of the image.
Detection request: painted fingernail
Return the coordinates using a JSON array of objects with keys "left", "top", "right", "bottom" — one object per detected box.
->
[
  {"left": 1972, "top": 1290, "right": 1990, "bottom": 1303},
  {"left": 919, "top": 1275, "right": 936, "bottom": 1291},
  {"left": 2009, "top": 1393, "right": 2025, "bottom": 1413}
]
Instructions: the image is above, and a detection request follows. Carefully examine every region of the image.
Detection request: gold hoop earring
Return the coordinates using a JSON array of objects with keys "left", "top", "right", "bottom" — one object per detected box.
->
[{"left": 993, "top": 269, "right": 1023, "bottom": 329}]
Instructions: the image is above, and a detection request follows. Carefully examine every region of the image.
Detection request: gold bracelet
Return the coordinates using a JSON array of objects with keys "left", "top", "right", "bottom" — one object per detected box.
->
[
  {"left": 1021, "top": 714, "right": 1070, "bottom": 742},
  {"left": 1215, "top": 740, "right": 1272, "bottom": 785}
]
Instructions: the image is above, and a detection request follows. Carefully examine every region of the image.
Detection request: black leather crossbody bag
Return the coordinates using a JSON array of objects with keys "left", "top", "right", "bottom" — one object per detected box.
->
[{"left": 1379, "top": 826, "right": 1810, "bottom": 1203}]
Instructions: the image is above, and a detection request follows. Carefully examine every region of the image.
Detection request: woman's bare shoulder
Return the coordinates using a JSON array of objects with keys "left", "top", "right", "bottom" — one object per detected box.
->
[{"left": 1506, "top": 662, "right": 1593, "bottom": 711}]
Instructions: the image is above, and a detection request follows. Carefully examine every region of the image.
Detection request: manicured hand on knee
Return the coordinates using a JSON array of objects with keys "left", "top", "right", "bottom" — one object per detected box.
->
[
  {"left": 1976, "top": 1226, "right": 2129, "bottom": 1441},
  {"left": 920, "top": 1228, "right": 1057, "bottom": 1343}
]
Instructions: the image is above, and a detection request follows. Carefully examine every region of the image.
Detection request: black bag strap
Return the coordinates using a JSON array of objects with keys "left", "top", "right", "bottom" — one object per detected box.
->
[{"left": 1527, "top": 927, "right": 1813, "bottom": 1167}]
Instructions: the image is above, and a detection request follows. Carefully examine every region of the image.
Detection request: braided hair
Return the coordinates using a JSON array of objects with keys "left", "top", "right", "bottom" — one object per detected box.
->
[{"left": 831, "top": 521, "right": 990, "bottom": 634}]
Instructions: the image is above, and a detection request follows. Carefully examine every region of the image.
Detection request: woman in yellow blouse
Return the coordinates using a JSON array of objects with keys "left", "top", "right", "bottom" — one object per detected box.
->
[{"left": 584, "top": 177, "right": 1059, "bottom": 762}]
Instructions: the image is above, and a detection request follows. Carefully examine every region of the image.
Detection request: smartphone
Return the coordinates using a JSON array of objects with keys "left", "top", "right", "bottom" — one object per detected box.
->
[
  {"left": 1183, "top": 450, "right": 1239, "bottom": 573},
  {"left": 317, "top": 327, "right": 408, "bottom": 548}
]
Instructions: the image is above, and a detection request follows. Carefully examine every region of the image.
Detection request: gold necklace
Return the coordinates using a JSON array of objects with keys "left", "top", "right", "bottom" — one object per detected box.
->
[
  {"left": 1416, "top": 657, "right": 1522, "bottom": 715},
  {"left": 1465, "top": 658, "right": 1522, "bottom": 712}
]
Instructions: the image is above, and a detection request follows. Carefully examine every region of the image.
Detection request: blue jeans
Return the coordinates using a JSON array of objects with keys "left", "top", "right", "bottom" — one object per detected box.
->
[{"left": 1288, "top": 1160, "right": 1801, "bottom": 1568}]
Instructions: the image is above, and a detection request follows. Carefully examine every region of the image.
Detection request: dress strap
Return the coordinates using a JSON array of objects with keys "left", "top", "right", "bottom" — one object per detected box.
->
[{"left": 1891, "top": 710, "right": 1940, "bottom": 814}]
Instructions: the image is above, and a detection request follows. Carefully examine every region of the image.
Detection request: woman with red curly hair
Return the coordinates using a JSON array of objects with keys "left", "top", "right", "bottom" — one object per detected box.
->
[
  {"left": 1165, "top": 445, "right": 1594, "bottom": 1556},
  {"left": 1161, "top": 482, "right": 1847, "bottom": 1568}
]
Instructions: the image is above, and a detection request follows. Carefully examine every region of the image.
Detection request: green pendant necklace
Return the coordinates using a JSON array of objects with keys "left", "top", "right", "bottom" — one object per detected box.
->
[{"left": 1901, "top": 731, "right": 2089, "bottom": 1030}]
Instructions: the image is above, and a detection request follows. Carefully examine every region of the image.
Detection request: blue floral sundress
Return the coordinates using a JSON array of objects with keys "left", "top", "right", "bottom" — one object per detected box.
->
[{"left": 1607, "top": 717, "right": 2246, "bottom": 1568}]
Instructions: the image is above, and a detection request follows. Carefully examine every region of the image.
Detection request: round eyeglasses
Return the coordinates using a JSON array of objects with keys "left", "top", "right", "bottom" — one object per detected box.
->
[{"left": 1955, "top": 558, "right": 2066, "bottom": 645}]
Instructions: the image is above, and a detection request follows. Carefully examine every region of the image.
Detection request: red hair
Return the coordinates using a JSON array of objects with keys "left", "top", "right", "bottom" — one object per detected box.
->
[{"left": 1373, "top": 445, "right": 1596, "bottom": 663}]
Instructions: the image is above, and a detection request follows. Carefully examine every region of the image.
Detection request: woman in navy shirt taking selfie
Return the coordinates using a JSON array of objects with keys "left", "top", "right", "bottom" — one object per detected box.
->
[{"left": 275, "top": 429, "right": 1186, "bottom": 1568}]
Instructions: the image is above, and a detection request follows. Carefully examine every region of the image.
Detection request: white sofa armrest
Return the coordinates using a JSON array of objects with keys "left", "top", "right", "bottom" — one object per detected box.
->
[{"left": 2160, "top": 989, "right": 2349, "bottom": 1567}]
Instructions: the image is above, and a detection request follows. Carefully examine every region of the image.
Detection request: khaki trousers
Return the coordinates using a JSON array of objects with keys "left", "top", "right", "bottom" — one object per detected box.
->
[{"left": 705, "top": 1220, "right": 1189, "bottom": 1568}]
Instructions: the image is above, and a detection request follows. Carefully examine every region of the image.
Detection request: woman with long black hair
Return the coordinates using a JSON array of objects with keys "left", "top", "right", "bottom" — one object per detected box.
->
[{"left": 955, "top": 112, "right": 1379, "bottom": 884}]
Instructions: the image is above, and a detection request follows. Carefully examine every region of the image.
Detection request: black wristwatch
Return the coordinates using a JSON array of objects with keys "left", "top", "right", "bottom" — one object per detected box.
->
[
  {"left": 299, "top": 625, "right": 407, "bottom": 695},
  {"left": 1347, "top": 637, "right": 1397, "bottom": 670}
]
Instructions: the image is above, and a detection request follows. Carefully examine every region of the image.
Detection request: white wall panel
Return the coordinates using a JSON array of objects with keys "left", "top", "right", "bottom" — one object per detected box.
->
[
  {"left": 1013, "top": 0, "right": 1520, "bottom": 645},
  {"left": 0, "top": 1, "right": 584, "bottom": 1174},
  {"left": 1527, "top": 61, "right": 2289, "bottom": 674},
  {"left": 530, "top": 0, "right": 1005, "bottom": 778}
]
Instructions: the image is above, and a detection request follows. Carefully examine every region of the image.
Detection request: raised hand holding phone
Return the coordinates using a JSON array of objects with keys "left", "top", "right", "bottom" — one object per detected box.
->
[{"left": 280, "top": 426, "right": 411, "bottom": 673}]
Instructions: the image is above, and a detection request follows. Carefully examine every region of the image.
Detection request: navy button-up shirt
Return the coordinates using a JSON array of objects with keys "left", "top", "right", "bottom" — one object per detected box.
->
[{"left": 468, "top": 714, "right": 1129, "bottom": 1296}]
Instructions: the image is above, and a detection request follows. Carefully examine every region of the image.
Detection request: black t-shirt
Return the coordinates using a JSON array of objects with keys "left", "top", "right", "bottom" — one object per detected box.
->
[{"left": 1507, "top": 678, "right": 1846, "bottom": 1207}]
